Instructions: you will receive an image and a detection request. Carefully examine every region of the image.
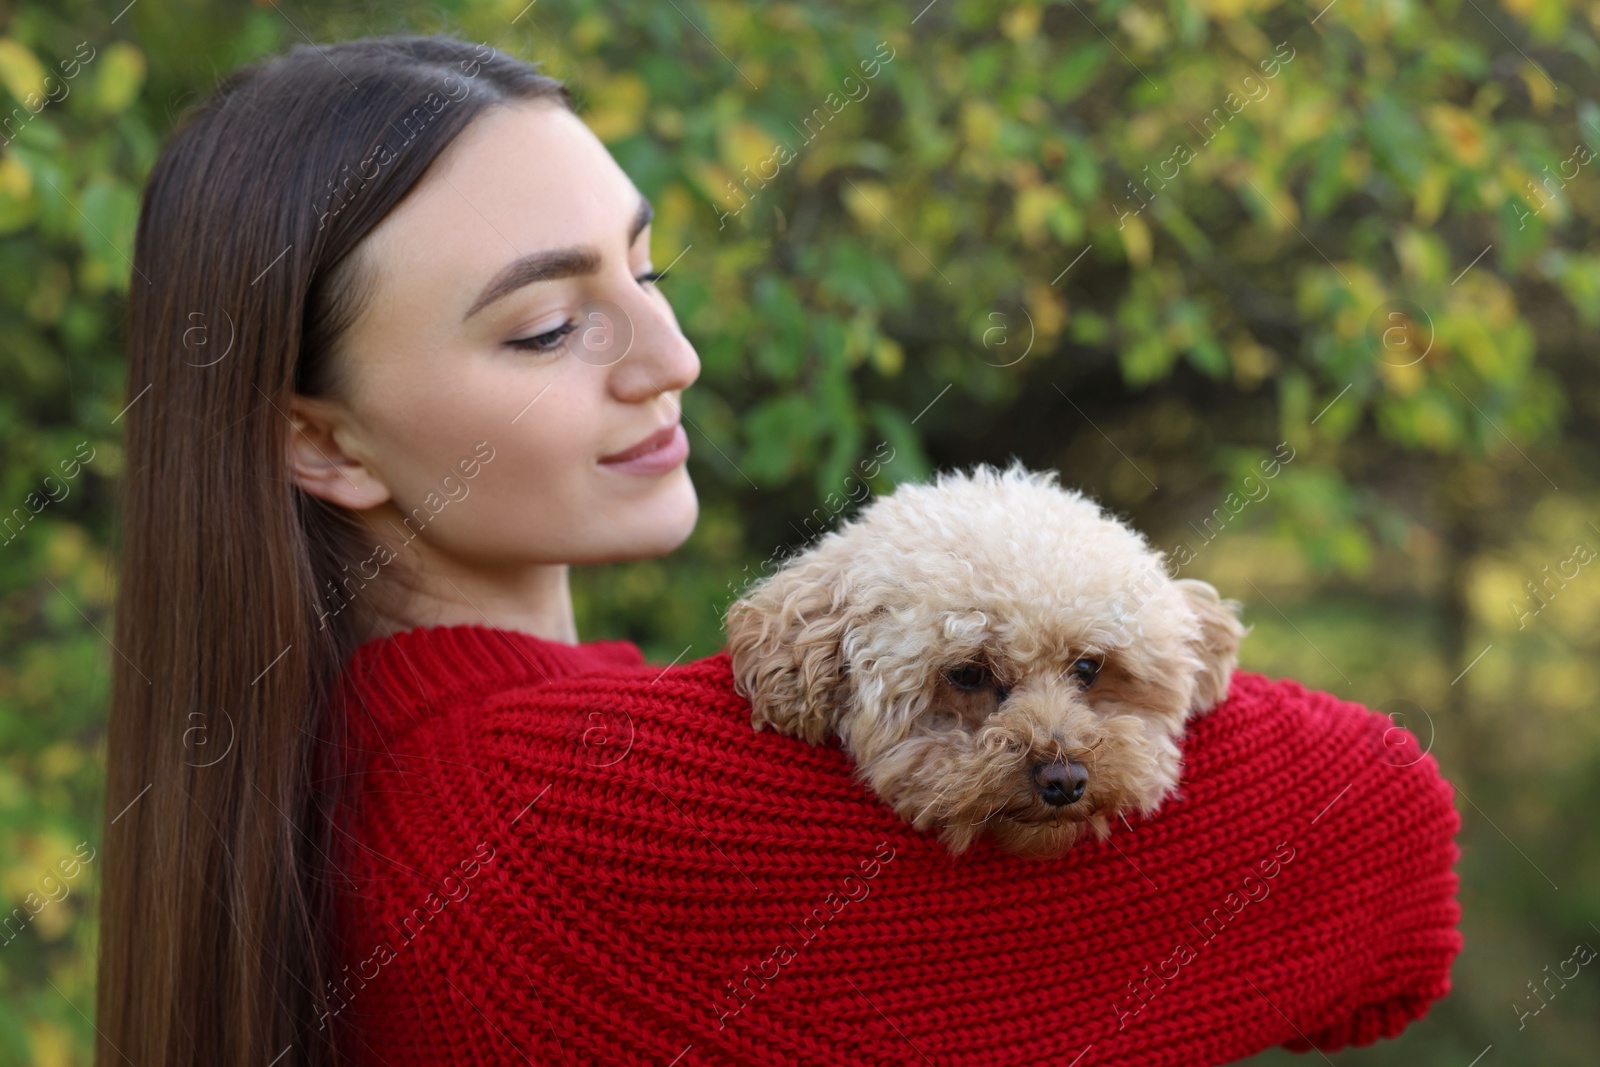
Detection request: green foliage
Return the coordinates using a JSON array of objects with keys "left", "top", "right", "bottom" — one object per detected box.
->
[{"left": 3, "top": 0, "right": 1598, "bottom": 1062}]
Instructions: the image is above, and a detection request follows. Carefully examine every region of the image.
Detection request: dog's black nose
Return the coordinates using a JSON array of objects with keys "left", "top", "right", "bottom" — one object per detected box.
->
[{"left": 1032, "top": 759, "right": 1088, "bottom": 806}]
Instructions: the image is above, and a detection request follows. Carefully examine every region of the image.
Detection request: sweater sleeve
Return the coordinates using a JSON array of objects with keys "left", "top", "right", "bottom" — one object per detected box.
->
[{"left": 331, "top": 653, "right": 1461, "bottom": 1067}]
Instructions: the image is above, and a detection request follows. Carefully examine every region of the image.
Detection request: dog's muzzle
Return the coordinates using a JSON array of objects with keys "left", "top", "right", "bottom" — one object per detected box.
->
[{"left": 1031, "top": 758, "right": 1088, "bottom": 806}]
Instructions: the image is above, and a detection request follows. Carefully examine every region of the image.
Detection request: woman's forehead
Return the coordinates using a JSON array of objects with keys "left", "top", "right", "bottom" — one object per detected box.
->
[{"left": 357, "top": 102, "right": 643, "bottom": 297}]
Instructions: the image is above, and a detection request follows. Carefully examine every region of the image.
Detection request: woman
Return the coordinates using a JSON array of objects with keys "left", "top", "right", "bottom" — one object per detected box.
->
[{"left": 99, "top": 34, "right": 1462, "bottom": 1066}]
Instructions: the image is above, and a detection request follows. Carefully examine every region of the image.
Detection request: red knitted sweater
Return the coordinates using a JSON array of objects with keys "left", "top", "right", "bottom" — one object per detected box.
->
[{"left": 327, "top": 624, "right": 1462, "bottom": 1066}]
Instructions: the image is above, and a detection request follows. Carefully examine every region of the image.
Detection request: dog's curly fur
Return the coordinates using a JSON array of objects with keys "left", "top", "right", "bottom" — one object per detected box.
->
[{"left": 725, "top": 459, "right": 1250, "bottom": 859}]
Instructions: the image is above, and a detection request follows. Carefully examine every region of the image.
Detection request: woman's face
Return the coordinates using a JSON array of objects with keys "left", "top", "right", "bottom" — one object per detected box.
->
[{"left": 291, "top": 101, "right": 701, "bottom": 590}]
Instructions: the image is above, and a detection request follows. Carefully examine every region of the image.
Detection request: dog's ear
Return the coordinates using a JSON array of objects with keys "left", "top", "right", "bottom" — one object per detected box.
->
[
  {"left": 1174, "top": 578, "right": 1249, "bottom": 714},
  {"left": 723, "top": 553, "right": 856, "bottom": 744}
]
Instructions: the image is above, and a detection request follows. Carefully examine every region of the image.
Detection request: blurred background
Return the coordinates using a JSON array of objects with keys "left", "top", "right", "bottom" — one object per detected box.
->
[{"left": 2, "top": 0, "right": 1597, "bottom": 1062}]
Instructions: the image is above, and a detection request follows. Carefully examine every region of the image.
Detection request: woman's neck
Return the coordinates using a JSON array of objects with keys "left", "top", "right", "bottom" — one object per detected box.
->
[{"left": 350, "top": 537, "right": 580, "bottom": 646}]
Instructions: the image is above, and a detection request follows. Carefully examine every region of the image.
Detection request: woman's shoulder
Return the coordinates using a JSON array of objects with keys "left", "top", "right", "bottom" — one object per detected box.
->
[{"left": 335, "top": 622, "right": 657, "bottom": 745}]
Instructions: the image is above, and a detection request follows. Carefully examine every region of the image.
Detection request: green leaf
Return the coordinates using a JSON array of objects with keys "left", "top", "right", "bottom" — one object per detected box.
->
[
  {"left": 1186, "top": 335, "right": 1229, "bottom": 380},
  {"left": 1046, "top": 44, "right": 1109, "bottom": 105},
  {"left": 73, "top": 179, "right": 140, "bottom": 284},
  {"left": 1304, "top": 132, "right": 1350, "bottom": 221},
  {"left": 741, "top": 394, "right": 817, "bottom": 483},
  {"left": 752, "top": 275, "right": 807, "bottom": 383},
  {"left": 866, "top": 401, "right": 927, "bottom": 487},
  {"left": 1120, "top": 332, "right": 1177, "bottom": 388}
]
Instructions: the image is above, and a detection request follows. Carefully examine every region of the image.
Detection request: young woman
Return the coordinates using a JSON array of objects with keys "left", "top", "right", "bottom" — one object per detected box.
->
[{"left": 99, "top": 34, "right": 1464, "bottom": 1066}]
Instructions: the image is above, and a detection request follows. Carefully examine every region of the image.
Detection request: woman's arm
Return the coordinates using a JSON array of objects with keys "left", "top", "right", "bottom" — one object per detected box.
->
[{"left": 331, "top": 652, "right": 1460, "bottom": 1066}]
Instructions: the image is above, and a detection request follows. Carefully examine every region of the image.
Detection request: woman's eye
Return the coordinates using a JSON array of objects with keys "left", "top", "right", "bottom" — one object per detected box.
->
[
  {"left": 1072, "top": 656, "right": 1101, "bottom": 688},
  {"left": 505, "top": 269, "right": 662, "bottom": 353},
  {"left": 506, "top": 320, "right": 578, "bottom": 352},
  {"left": 945, "top": 663, "right": 993, "bottom": 691}
]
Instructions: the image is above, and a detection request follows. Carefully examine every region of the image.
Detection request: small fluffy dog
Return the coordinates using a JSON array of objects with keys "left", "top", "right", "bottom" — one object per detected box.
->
[{"left": 725, "top": 460, "right": 1249, "bottom": 859}]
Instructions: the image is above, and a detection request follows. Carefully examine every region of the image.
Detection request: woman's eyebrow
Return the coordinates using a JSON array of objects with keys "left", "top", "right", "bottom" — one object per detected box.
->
[{"left": 462, "top": 196, "right": 654, "bottom": 321}]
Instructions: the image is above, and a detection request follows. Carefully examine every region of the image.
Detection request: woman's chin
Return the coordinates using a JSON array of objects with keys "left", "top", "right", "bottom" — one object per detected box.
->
[{"left": 604, "top": 475, "right": 699, "bottom": 559}]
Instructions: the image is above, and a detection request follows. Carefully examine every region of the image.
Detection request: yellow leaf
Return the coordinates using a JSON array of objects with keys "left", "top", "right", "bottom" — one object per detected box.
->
[
  {"left": 1249, "top": 177, "right": 1299, "bottom": 230},
  {"left": 91, "top": 42, "right": 145, "bottom": 116},
  {"left": 0, "top": 38, "right": 46, "bottom": 103},
  {"left": 1412, "top": 167, "right": 1448, "bottom": 226},
  {"left": 583, "top": 71, "right": 648, "bottom": 142},
  {"left": 871, "top": 336, "right": 903, "bottom": 376},
  {"left": 650, "top": 106, "right": 685, "bottom": 140},
  {"left": 27, "top": 1019, "right": 73, "bottom": 1067},
  {"left": 1025, "top": 280, "right": 1066, "bottom": 345},
  {"left": 796, "top": 138, "right": 840, "bottom": 183},
  {"left": 1118, "top": 212, "right": 1152, "bottom": 267},
  {"left": 1002, "top": 5, "right": 1042, "bottom": 41},
  {"left": 655, "top": 183, "right": 695, "bottom": 254},
  {"left": 1454, "top": 318, "right": 1505, "bottom": 379},
  {"left": 1377, "top": 353, "right": 1426, "bottom": 396},
  {"left": 1427, "top": 105, "right": 1487, "bottom": 167},
  {"left": 1218, "top": 17, "right": 1271, "bottom": 57},
  {"left": 960, "top": 100, "right": 1000, "bottom": 151},
  {"left": 1197, "top": 0, "right": 1274, "bottom": 16},
  {"left": 1014, "top": 185, "right": 1060, "bottom": 246},
  {"left": 1395, "top": 227, "right": 1448, "bottom": 284},
  {"left": 570, "top": 12, "right": 612, "bottom": 51},
  {"left": 1116, "top": 5, "right": 1169, "bottom": 51},
  {"left": 842, "top": 179, "right": 893, "bottom": 229},
  {"left": 0, "top": 154, "right": 38, "bottom": 234},
  {"left": 43, "top": 522, "right": 89, "bottom": 579},
  {"left": 687, "top": 159, "right": 737, "bottom": 211},
  {"left": 32, "top": 896, "right": 72, "bottom": 940},
  {"left": 1521, "top": 62, "right": 1554, "bottom": 114},
  {"left": 720, "top": 119, "right": 776, "bottom": 175},
  {"left": 78, "top": 256, "right": 113, "bottom": 294},
  {"left": 1500, "top": 160, "right": 1563, "bottom": 225},
  {"left": 1227, "top": 332, "right": 1277, "bottom": 389},
  {"left": 1280, "top": 99, "right": 1335, "bottom": 147},
  {"left": 1127, "top": 111, "right": 1166, "bottom": 151},
  {"left": 39, "top": 741, "right": 84, "bottom": 781},
  {"left": 0, "top": 154, "right": 30, "bottom": 198},
  {"left": 765, "top": 4, "right": 809, "bottom": 32}
]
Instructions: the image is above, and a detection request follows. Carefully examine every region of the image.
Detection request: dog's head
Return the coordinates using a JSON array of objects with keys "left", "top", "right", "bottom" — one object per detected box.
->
[{"left": 724, "top": 460, "right": 1249, "bottom": 858}]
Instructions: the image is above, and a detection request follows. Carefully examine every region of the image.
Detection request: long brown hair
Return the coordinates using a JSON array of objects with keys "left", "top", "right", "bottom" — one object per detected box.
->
[{"left": 98, "top": 35, "right": 570, "bottom": 1067}]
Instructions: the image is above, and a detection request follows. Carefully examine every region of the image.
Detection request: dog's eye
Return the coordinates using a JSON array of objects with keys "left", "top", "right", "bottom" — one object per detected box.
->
[
  {"left": 944, "top": 663, "right": 993, "bottom": 691},
  {"left": 1071, "top": 656, "right": 1101, "bottom": 688}
]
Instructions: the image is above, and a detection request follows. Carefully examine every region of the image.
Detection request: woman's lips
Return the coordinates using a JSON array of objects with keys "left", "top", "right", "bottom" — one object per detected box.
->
[{"left": 598, "top": 422, "right": 689, "bottom": 474}]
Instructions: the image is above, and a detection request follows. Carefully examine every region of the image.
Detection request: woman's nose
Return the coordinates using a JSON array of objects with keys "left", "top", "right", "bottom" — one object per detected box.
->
[{"left": 594, "top": 284, "right": 699, "bottom": 401}]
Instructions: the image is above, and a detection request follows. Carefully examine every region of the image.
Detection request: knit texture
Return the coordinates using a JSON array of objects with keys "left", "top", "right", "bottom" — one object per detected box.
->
[{"left": 327, "top": 623, "right": 1462, "bottom": 1066}]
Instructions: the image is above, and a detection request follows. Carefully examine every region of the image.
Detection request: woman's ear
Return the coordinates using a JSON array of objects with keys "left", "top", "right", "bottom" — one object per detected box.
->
[
  {"left": 724, "top": 552, "right": 856, "bottom": 745},
  {"left": 1174, "top": 578, "right": 1250, "bottom": 714},
  {"left": 286, "top": 395, "right": 392, "bottom": 511}
]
